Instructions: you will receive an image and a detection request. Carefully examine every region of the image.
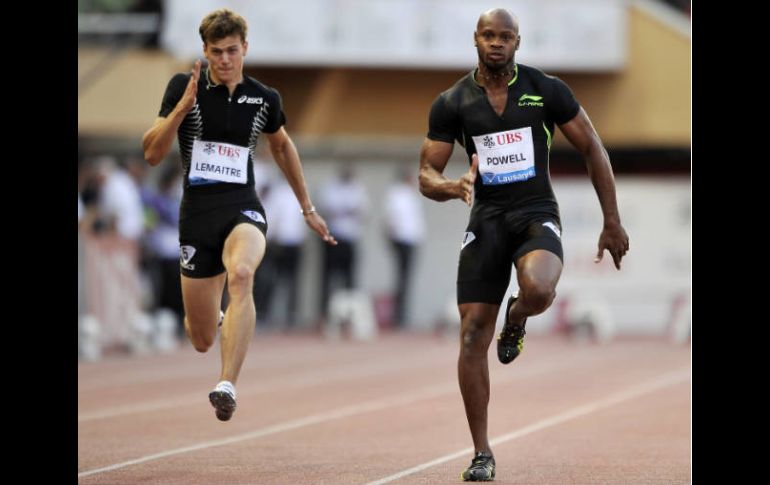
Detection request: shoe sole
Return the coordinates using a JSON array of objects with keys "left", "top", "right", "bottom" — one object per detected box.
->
[{"left": 209, "top": 390, "right": 236, "bottom": 421}]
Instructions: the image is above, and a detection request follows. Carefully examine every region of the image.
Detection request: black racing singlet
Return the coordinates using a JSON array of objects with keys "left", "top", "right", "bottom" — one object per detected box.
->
[
  {"left": 158, "top": 68, "right": 286, "bottom": 211},
  {"left": 427, "top": 63, "right": 580, "bottom": 216}
]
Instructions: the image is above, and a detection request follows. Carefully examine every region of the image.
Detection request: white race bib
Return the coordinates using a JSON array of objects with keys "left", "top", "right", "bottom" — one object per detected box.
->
[
  {"left": 472, "top": 127, "right": 535, "bottom": 185},
  {"left": 189, "top": 140, "right": 248, "bottom": 185}
]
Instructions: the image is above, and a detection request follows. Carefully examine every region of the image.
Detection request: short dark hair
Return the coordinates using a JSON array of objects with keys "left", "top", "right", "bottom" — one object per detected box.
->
[{"left": 199, "top": 9, "right": 248, "bottom": 44}]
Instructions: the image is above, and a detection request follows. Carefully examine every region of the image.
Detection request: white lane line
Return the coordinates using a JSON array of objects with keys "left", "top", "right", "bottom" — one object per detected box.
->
[
  {"left": 77, "top": 344, "right": 405, "bottom": 391},
  {"left": 362, "top": 367, "right": 691, "bottom": 485},
  {"left": 78, "top": 353, "right": 450, "bottom": 422},
  {"left": 78, "top": 336, "right": 454, "bottom": 392},
  {"left": 77, "top": 351, "right": 595, "bottom": 478},
  {"left": 78, "top": 382, "right": 457, "bottom": 478},
  {"left": 78, "top": 341, "right": 620, "bottom": 422}
]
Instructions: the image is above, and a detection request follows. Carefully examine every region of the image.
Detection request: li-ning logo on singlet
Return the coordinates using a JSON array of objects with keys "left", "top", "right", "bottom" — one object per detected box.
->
[
  {"left": 518, "top": 94, "right": 544, "bottom": 107},
  {"left": 237, "top": 95, "right": 263, "bottom": 105},
  {"left": 180, "top": 245, "right": 196, "bottom": 270}
]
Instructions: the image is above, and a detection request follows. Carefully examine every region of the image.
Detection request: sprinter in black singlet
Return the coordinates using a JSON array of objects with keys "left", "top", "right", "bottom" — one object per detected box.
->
[
  {"left": 418, "top": 8, "right": 630, "bottom": 481},
  {"left": 142, "top": 8, "right": 336, "bottom": 422}
]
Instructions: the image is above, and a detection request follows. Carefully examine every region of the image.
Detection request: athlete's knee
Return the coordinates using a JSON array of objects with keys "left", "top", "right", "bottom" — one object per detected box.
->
[
  {"left": 191, "top": 335, "right": 214, "bottom": 353},
  {"left": 188, "top": 327, "right": 215, "bottom": 352},
  {"left": 521, "top": 281, "right": 556, "bottom": 315},
  {"left": 460, "top": 314, "right": 492, "bottom": 356},
  {"left": 227, "top": 263, "right": 255, "bottom": 295},
  {"left": 184, "top": 314, "right": 217, "bottom": 352}
]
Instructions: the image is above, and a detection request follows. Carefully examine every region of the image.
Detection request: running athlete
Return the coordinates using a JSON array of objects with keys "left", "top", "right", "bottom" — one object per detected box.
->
[
  {"left": 142, "top": 9, "right": 337, "bottom": 422},
  {"left": 418, "top": 8, "right": 629, "bottom": 481}
]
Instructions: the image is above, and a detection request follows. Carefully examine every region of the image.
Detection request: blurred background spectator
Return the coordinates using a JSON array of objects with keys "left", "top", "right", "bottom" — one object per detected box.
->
[
  {"left": 259, "top": 176, "right": 308, "bottom": 330},
  {"left": 140, "top": 163, "right": 184, "bottom": 335},
  {"left": 317, "top": 163, "right": 370, "bottom": 323},
  {"left": 383, "top": 166, "right": 425, "bottom": 329}
]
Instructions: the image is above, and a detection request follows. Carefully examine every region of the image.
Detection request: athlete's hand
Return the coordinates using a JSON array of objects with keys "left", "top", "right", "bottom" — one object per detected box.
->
[
  {"left": 595, "top": 221, "right": 629, "bottom": 270},
  {"left": 457, "top": 154, "right": 479, "bottom": 206},
  {"left": 177, "top": 60, "right": 201, "bottom": 114},
  {"left": 304, "top": 212, "right": 338, "bottom": 246}
]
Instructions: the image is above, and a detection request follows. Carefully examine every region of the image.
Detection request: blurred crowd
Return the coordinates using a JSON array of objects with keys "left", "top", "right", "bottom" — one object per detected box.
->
[{"left": 78, "top": 152, "right": 426, "bottom": 356}]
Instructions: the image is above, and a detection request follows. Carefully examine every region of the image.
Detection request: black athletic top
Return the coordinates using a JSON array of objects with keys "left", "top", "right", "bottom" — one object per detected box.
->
[
  {"left": 427, "top": 63, "right": 580, "bottom": 217},
  {"left": 159, "top": 67, "right": 285, "bottom": 210}
]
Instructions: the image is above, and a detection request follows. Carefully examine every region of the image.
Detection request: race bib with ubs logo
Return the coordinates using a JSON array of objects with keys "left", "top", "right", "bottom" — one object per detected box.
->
[
  {"left": 189, "top": 140, "right": 249, "bottom": 185},
  {"left": 472, "top": 127, "right": 535, "bottom": 185}
]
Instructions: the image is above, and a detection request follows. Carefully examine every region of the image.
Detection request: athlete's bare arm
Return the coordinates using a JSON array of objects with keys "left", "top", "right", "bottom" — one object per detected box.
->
[
  {"left": 142, "top": 60, "right": 202, "bottom": 166},
  {"left": 266, "top": 127, "right": 337, "bottom": 245},
  {"left": 418, "top": 139, "right": 479, "bottom": 206},
  {"left": 559, "top": 107, "right": 630, "bottom": 269}
]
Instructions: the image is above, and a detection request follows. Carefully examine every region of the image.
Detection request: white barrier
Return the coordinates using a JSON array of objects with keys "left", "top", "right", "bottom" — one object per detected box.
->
[
  {"left": 80, "top": 234, "right": 144, "bottom": 356},
  {"left": 326, "top": 289, "right": 378, "bottom": 341}
]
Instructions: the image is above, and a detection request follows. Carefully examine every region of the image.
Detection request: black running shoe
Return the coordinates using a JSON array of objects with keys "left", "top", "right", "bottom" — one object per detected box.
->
[
  {"left": 209, "top": 381, "right": 236, "bottom": 421},
  {"left": 497, "top": 295, "right": 527, "bottom": 364},
  {"left": 460, "top": 451, "right": 495, "bottom": 481}
]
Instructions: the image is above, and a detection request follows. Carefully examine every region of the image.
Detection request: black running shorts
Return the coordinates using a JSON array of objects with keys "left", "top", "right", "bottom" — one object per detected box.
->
[
  {"left": 456, "top": 203, "right": 563, "bottom": 305},
  {"left": 179, "top": 195, "right": 268, "bottom": 278}
]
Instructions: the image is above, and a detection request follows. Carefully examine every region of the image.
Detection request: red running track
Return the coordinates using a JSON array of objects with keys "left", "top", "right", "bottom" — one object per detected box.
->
[{"left": 78, "top": 333, "right": 690, "bottom": 484}]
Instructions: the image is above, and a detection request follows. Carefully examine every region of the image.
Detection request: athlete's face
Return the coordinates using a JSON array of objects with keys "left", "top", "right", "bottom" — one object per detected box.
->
[
  {"left": 474, "top": 15, "right": 519, "bottom": 71},
  {"left": 204, "top": 35, "right": 248, "bottom": 85}
]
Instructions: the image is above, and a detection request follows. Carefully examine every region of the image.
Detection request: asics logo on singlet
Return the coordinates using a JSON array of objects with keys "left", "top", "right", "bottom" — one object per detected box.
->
[
  {"left": 180, "top": 245, "right": 196, "bottom": 270},
  {"left": 237, "top": 95, "right": 263, "bottom": 105},
  {"left": 518, "top": 94, "right": 544, "bottom": 107}
]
